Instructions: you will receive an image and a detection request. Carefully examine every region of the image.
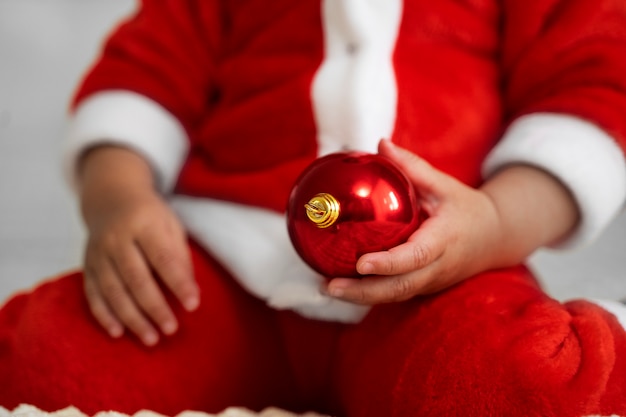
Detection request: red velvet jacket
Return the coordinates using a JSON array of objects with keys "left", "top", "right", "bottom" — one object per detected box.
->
[
  {"left": 66, "top": 0, "right": 626, "bottom": 321},
  {"left": 69, "top": 0, "right": 626, "bottom": 202}
]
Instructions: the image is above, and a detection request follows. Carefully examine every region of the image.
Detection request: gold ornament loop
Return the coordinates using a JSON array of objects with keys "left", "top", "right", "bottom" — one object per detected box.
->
[{"left": 304, "top": 193, "right": 340, "bottom": 228}]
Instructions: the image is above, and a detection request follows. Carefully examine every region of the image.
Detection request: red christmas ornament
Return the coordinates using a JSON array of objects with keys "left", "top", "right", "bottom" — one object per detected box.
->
[{"left": 286, "top": 151, "right": 423, "bottom": 278}]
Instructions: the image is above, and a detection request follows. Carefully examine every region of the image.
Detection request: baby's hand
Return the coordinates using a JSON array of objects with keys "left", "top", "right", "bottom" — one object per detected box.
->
[
  {"left": 324, "top": 140, "right": 507, "bottom": 304},
  {"left": 325, "top": 139, "right": 578, "bottom": 305},
  {"left": 79, "top": 147, "right": 199, "bottom": 345}
]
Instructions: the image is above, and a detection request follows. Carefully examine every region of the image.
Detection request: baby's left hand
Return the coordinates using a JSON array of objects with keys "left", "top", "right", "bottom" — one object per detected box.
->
[{"left": 324, "top": 140, "right": 506, "bottom": 304}]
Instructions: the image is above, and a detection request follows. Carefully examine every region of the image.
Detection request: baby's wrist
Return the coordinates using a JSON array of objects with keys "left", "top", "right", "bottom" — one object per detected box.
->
[
  {"left": 480, "top": 165, "right": 579, "bottom": 261},
  {"left": 78, "top": 145, "right": 156, "bottom": 194}
]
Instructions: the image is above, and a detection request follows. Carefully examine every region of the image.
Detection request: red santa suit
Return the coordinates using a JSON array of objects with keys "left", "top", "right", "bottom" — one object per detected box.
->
[{"left": 1, "top": 0, "right": 626, "bottom": 416}]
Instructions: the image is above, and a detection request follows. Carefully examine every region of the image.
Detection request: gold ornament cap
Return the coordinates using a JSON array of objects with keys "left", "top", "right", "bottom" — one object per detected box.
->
[{"left": 304, "top": 193, "right": 340, "bottom": 228}]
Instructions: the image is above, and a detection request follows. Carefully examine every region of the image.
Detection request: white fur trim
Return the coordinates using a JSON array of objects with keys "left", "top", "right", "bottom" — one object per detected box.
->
[
  {"left": 312, "top": 0, "right": 402, "bottom": 156},
  {"left": 483, "top": 113, "right": 626, "bottom": 249},
  {"left": 589, "top": 299, "right": 626, "bottom": 330},
  {"left": 171, "top": 196, "right": 370, "bottom": 323},
  {"left": 65, "top": 91, "right": 189, "bottom": 193}
]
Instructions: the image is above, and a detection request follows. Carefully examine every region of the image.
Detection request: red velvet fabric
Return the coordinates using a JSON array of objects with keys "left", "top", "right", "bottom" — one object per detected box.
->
[
  {"left": 0, "top": 243, "right": 302, "bottom": 414},
  {"left": 1, "top": 242, "right": 625, "bottom": 416},
  {"left": 72, "top": 0, "right": 626, "bottom": 212}
]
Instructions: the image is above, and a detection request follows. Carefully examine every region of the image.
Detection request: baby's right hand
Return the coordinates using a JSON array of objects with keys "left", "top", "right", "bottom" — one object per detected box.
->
[{"left": 78, "top": 146, "right": 199, "bottom": 346}]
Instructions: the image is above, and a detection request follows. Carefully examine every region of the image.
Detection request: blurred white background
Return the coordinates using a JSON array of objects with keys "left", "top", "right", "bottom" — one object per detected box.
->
[
  {"left": 0, "top": 0, "right": 136, "bottom": 303},
  {"left": 0, "top": 0, "right": 624, "bottom": 304}
]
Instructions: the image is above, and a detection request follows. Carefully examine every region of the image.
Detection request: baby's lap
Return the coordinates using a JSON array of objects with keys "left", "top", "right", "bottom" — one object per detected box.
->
[
  {"left": 333, "top": 266, "right": 626, "bottom": 414},
  {"left": 345, "top": 264, "right": 623, "bottom": 367},
  {"left": 0, "top": 244, "right": 285, "bottom": 354},
  {"left": 1, "top": 257, "right": 618, "bottom": 363},
  {"left": 0, "top": 249, "right": 298, "bottom": 413},
  {"left": 0, "top": 250, "right": 624, "bottom": 414},
  {"left": 349, "top": 265, "right": 621, "bottom": 354},
  {"left": 2, "top": 257, "right": 620, "bottom": 356}
]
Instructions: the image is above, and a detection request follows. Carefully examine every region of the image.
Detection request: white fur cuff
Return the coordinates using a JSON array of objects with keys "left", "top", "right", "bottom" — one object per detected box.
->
[{"left": 64, "top": 91, "right": 189, "bottom": 193}]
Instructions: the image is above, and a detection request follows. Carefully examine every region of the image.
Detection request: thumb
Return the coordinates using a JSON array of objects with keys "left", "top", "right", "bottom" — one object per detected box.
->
[{"left": 378, "top": 139, "right": 452, "bottom": 196}]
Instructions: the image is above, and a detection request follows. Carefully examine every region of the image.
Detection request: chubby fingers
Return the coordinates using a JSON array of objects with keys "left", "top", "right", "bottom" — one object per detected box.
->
[
  {"left": 84, "top": 223, "right": 197, "bottom": 346},
  {"left": 139, "top": 224, "right": 199, "bottom": 313},
  {"left": 378, "top": 139, "right": 455, "bottom": 203},
  {"left": 326, "top": 224, "right": 446, "bottom": 304},
  {"left": 83, "top": 267, "right": 124, "bottom": 339},
  {"left": 326, "top": 269, "right": 434, "bottom": 305},
  {"left": 357, "top": 222, "right": 445, "bottom": 276},
  {"left": 84, "top": 246, "right": 163, "bottom": 346},
  {"left": 85, "top": 239, "right": 182, "bottom": 345}
]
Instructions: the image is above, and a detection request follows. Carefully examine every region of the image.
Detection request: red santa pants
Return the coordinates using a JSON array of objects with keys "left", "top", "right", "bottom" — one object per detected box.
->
[{"left": 1, "top": 240, "right": 625, "bottom": 417}]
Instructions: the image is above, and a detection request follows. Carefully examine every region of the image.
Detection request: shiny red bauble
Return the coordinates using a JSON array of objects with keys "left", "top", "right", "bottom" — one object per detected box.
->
[{"left": 286, "top": 151, "right": 423, "bottom": 278}]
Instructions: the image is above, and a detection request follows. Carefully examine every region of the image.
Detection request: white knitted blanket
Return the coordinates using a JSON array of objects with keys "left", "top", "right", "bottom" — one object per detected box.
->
[
  {"left": 1, "top": 404, "right": 622, "bottom": 417},
  {"left": 0, "top": 405, "right": 328, "bottom": 417}
]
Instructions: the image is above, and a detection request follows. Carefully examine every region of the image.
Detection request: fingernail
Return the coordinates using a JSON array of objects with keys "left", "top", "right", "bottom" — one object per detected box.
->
[
  {"left": 329, "top": 286, "right": 345, "bottom": 298},
  {"left": 108, "top": 326, "right": 123, "bottom": 339},
  {"left": 183, "top": 295, "right": 200, "bottom": 312},
  {"left": 143, "top": 332, "right": 159, "bottom": 346},
  {"left": 382, "top": 139, "right": 397, "bottom": 152},
  {"left": 162, "top": 320, "right": 178, "bottom": 335},
  {"left": 358, "top": 261, "right": 374, "bottom": 275}
]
